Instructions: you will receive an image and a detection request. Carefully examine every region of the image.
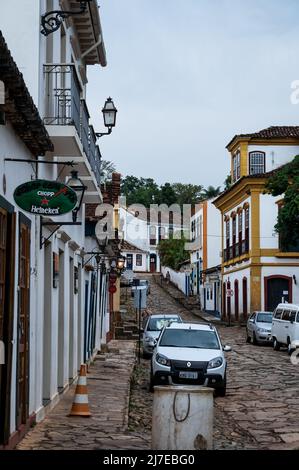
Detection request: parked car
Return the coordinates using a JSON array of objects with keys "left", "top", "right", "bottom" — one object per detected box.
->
[
  {"left": 246, "top": 311, "right": 273, "bottom": 345},
  {"left": 150, "top": 322, "right": 231, "bottom": 396},
  {"left": 142, "top": 314, "right": 182, "bottom": 358},
  {"left": 272, "top": 303, "right": 299, "bottom": 354}
]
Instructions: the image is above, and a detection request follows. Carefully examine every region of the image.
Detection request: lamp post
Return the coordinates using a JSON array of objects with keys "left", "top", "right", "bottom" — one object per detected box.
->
[
  {"left": 96, "top": 98, "right": 118, "bottom": 138},
  {"left": 67, "top": 170, "right": 86, "bottom": 222}
]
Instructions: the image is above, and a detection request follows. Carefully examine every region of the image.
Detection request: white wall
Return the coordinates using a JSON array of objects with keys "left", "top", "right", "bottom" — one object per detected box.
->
[
  {"left": 261, "top": 266, "right": 299, "bottom": 308},
  {"left": 207, "top": 199, "right": 221, "bottom": 269},
  {"left": 260, "top": 194, "right": 280, "bottom": 249},
  {"left": 223, "top": 267, "right": 251, "bottom": 318},
  {"left": 248, "top": 145, "right": 299, "bottom": 173},
  {"left": 161, "top": 266, "right": 188, "bottom": 295}
]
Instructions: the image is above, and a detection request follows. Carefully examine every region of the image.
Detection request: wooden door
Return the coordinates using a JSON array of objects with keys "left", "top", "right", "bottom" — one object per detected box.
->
[
  {"left": 16, "top": 215, "right": 31, "bottom": 428},
  {"left": 234, "top": 280, "right": 239, "bottom": 321},
  {"left": 150, "top": 255, "right": 157, "bottom": 273},
  {"left": 266, "top": 276, "right": 292, "bottom": 312},
  {"left": 0, "top": 198, "right": 15, "bottom": 444}
]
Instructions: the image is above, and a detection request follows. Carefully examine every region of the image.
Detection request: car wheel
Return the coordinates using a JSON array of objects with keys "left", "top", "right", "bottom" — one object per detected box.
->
[
  {"left": 252, "top": 332, "right": 258, "bottom": 345},
  {"left": 215, "top": 376, "right": 226, "bottom": 397},
  {"left": 287, "top": 339, "right": 294, "bottom": 356},
  {"left": 149, "top": 365, "right": 155, "bottom": 393},
  {"left": 273, "top": 338, "right": 280, "bottom": 351},
  {"left": 246, "top": 330, "right": 251, "bottom": 343},
  {"left": 143, "top": 351, "right": 151, "bottom": 359}
]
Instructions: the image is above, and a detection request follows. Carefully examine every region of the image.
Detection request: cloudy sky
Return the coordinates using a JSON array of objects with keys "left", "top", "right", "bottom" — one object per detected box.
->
[{"left": 87, "top": 0, "right": 299, "bottom": 188}]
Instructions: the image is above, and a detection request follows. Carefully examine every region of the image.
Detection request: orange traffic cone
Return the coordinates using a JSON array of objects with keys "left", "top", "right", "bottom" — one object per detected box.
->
[{"left": 68, "top": 364, "right": 91, "bottom": 417}]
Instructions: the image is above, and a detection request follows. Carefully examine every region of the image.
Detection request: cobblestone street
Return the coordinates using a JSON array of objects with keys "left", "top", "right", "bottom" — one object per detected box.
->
[
  {"left": 15, "top": 275, "right": 299, "bottom": 450},
  {"left": 129, "top": 275, "right": 299, "bottom": 450}
]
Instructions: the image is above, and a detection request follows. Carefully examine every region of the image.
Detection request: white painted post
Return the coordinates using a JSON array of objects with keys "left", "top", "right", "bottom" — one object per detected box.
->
[{"left": 152, "top": 385, "right": 214, "bottom": 450}]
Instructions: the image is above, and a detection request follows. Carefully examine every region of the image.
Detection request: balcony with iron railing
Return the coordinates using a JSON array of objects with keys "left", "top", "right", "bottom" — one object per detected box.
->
[
  {"left": 44, "top": 64, "right": 81, "bottom": 132},
  {"left": 43, "top": 64, "right": 102, "bottom": 197},
  {"left": 223, "top": 240, "right": 249, "bottom": 264}
]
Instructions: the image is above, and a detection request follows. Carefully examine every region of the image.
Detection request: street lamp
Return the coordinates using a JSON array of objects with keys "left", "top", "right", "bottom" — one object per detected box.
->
[
  {"left": 117, "top": 256, "right": 126, "bottom": 271},
  {"left": 96, "top": 97, "right": 118, "bottom": 138},
  {"left": 67, "top": 171, "right": 86, "bottom": 222}
]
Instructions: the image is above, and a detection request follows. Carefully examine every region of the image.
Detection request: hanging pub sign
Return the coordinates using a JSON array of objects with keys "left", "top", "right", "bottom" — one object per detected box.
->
[{"left": 13, "top": 179, "right": 78, "bottom": 216}]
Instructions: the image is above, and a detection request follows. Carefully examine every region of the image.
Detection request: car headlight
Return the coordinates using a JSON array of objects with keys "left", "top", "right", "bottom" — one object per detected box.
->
[
  {"left": 144, "top": 336, "right": 153, "bottom": 343},
  {"left": 207, "top": 357, "right": 223, "bottom": 369},
  {"left": 257, "top": 328, "right": 269, "bottom": 333},
  {"left": 156, "top": 353, "right": 171, "bottom": 367}
]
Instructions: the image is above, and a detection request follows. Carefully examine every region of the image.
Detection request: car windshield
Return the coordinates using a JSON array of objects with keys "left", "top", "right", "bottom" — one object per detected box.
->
[
  {"left": 159, "top": 329, "right": 220, "bottom": 349},
  {"left": 147, "top": 317, "right": 180, "bottom": 331},
  {"left": 256, "top": 313, "right": 272, "bottom": 323}
]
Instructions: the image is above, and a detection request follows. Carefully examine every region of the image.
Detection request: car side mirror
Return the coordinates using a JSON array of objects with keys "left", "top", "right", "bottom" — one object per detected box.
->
[{"left": 223, "top": 345, "right": 232, "bottom": 352}]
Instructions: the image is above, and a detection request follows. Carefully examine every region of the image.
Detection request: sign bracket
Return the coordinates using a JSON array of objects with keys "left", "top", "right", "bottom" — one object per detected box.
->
[{"left": 40, "top": 219, "right": 82, "bottom": 249}]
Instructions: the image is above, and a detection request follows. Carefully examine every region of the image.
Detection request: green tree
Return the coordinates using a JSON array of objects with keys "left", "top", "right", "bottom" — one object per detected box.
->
[
  {"left": 172, "top": 183, "right": 203, "bottom": 205},
  {"left": 157, "top": 237, "right": 189, "bottom": 271},
  {"left": 265, "top": 155, "right": 299, "bottom": 250},
  {"left": 224, "top": 175, "right": 232, "bottom": 191},
  {"left": 121, "top": 175, "right": 160, "bottom": 206},
  {"left": 160, "top": 183, "right": 177, "bottom": 205},
  {"left": 201, "top": 185, "right": 222, "bottom": 200},
  {"left": 101, "top": 160, "right": 116, "bottom": 182}
]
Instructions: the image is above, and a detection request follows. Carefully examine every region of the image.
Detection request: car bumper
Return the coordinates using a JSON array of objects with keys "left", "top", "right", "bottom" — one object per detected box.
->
[
  {"left": 153, "top": 370, "right": 225, "bottom": 389},
  {"left": 256, "top": 333, "right": 272, "bottom": 343}
]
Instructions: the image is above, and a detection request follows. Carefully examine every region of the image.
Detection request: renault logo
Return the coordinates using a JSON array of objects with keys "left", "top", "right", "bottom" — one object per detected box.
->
[{"left": 187, "top": 362, "right": 191, "bottom": 368}]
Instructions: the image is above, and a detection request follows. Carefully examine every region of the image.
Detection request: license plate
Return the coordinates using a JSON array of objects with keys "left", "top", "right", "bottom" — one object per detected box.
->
[{"left": 179, "top": 371, "right": 198, "bottom": 379}]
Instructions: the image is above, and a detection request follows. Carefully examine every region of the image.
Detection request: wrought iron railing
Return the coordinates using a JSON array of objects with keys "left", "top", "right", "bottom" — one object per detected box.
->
[
  {"left": 81, "top": 99, "right": 90, "bottom": 157},
  {"left": 44, "top": 64, "right": 81, "bottom": 133},
  {"left": 88, "top": 126, "right": 101, "bottom": 187}
]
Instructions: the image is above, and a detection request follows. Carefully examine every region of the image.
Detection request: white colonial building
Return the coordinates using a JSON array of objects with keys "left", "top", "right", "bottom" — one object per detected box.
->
[
  {"left": 189, "top": 199, "right": 222, "bottom": 316},
  {"left": 0, "top": 1, "right": 110, "bottom": 448},
  {"left": 214, "top": 126, "right": 299, "bottom": 322}
]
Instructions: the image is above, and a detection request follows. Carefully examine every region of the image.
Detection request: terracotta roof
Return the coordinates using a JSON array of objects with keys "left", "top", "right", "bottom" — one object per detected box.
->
[
  {"left": 121, "top": 240, "right": 148, "bottom": 253},
  {"left": 0, "top": 31, "right": 54, "bottom": 156},
  {"left": 227, "top": 126, "right": 299, "bottom": 149}
]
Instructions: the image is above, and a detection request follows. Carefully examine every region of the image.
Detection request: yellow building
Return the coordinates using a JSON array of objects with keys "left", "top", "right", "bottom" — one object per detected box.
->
[{"left": 214, "top": 126, "right": 299, "bottom": 321}]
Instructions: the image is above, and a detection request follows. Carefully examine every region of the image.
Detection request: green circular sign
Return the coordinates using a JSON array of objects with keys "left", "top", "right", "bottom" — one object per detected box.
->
[{"left": 14, "top": 179, "right": 78, "bottom": 216}]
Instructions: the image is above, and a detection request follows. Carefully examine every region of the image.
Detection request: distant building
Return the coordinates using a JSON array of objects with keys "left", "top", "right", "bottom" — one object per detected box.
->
[{"left": 189, "top": 199, "right": 222, "bottom": 316}]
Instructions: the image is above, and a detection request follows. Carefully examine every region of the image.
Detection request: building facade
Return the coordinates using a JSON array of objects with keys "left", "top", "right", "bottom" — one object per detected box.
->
[
  {"left": 189, "top": 199, "right": 222, "bottom": 316},
  {"left": 214, "top": 126, "right": 299, "bottom": 322},
  {"left": 0, "top": 1, "right": 110, "bottom": 447}
]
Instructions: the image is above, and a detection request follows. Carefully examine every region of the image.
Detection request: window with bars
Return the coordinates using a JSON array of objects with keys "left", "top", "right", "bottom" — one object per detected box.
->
[{"left": 249, "top": 151, "right": 265, "bottom": 175}]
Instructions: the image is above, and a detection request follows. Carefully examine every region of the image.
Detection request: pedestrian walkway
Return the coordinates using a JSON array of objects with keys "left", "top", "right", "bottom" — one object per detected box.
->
[{"left": 17, "top": 340, "right": 150, "bottom": 450}]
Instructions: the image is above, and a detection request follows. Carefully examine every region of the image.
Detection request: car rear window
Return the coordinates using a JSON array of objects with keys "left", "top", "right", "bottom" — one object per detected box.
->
[
  {"left": 159, "top": 329, "right": 220, "bottom": 350},
  {"left": 147, "top": 317, "right": 181, "bottom": 331}
]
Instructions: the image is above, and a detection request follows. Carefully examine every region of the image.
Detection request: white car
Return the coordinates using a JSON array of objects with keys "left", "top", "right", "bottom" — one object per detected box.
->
[
  {"left": 142, "top": 314, "right": 183, "bottom": 358},
  {"left": 150, "top": 322, "right": 231, "bottom": 396},
  {"left": 272, "top": 303, "right": 299, "bottom": 354}
]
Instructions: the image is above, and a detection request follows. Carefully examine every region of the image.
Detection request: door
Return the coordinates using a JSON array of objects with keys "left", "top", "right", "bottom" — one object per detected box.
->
[
  {"left": 150, "top": 254, "right": 157, "bottom": 273},
  {"left": 0, "top": 200, "right": 15, "bottom": 444},
  {"left": 234, "top": 280, "right": 239, "bottom": 321},
  {"left": 126, "top": 254, "right": 133, "bottom": 271},
  {"left": 265, "top": 276, "right": 292, "bottom": 312},
  {"left": 16, "top": 214, "right": 31, "bottom": 428}
]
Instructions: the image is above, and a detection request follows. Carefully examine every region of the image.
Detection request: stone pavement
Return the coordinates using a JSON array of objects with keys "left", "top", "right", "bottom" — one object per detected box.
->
[
  {"left": 130, "top": 274, "right": 299, "bottom": 450},
  {"left": 17, "top": 340, "right": 150, "bottom": 450}
]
